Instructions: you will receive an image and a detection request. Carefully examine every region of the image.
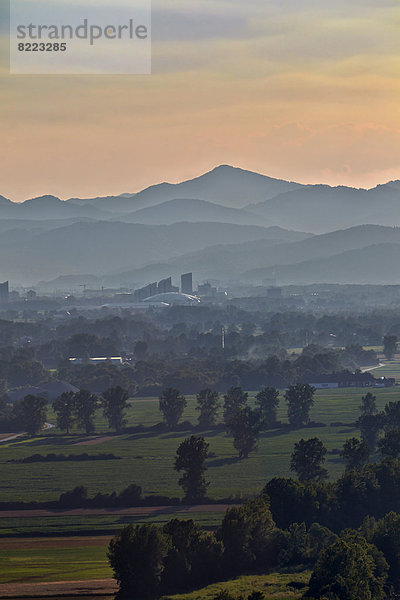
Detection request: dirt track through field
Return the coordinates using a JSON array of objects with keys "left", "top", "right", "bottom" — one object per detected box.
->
[
  {"left": 75, "top": 436, "right": 114, "bottom": 446},
  {"left": 0, "top": 578, "right": 116, "bottom": 598},
  {"left": 0, "top": 536, "right": 111, "bottom": 551},
  {"left": 0, "top": 504, "right": 236, "bottom": 519},
  {"left": 0, "top": 433, "right": 23, "bottom": 443}
]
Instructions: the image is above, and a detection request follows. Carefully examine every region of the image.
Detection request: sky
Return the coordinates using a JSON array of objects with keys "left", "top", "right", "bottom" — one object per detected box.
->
[{"left": 0, "top": 0, "right": 399, "bottom": 201}]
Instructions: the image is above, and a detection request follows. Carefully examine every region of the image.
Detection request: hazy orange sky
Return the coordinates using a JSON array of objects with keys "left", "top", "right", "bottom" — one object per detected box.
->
[{"left": 1, "top": 0, "right": 399, "bottom": 201}]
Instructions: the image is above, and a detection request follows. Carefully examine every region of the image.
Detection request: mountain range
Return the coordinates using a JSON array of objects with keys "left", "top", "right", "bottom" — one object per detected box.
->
[
  {"left": 1, "top": 221, "right": 304, "bottom": 284},
  {"left": 1, "top": 165, "right": 399, "bottom": 288}
]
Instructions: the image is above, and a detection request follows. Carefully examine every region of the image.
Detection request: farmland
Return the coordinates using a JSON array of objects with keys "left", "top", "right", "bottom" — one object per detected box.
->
[
  {"left": 0, "top": 507, "right": 230, "bottom": 537},
  {"left": 370, "top": 358, "right": 400, "bottom": 381},
  {"left": 1, "top": 383, "right": 399, "bottom": 597},
  {"left": 1, "top": 387, "right": 399, "bottom": 506},
  {"left": 0, "top": 535, "right": 309, "bottom": 599},
  {"left": 0, "top": 537, "right": 112, "bottom": 584}
]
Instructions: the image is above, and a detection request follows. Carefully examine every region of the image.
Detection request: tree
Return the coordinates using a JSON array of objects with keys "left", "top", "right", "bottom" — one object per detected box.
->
[
  {"left": 307, "top": 522, "right": 338, "bottom": 562},
  {"left": 188, "top": 529, "right": 223, "bottom": 587},
  {"left": 290, "top": 438, "right": 328, "bottom": 482},
  {"left": 161, "top": 519, "right": 200, "bottom": 591},
  {"left": 220, "top": 496, "right": 275, "bottom": 574},
  {"left": 335, "top": 469, "right": 380, "bottom": 529},
  {"left": 162, "top": 519, "right": 222, "bottom": 591},
  {"left": 384, "top": 400, "right": 400, "bottom": 429},
  {"left": 263, "top": 478, "right": 308, "bottom": 530},
  {"left": 59, "top": 485, "right": 88, "bottom": 508},
  {"left": 341, "top": 438, "right": 370, "bottom": 470},
  {"left": 196, "top": 389, "right": 220, "bottom": 428},
  {"left": 75, "top": 389, "right": 98, "bottom": 435},
  {"left": 134, "top": 340, "right": 148, "bottom": 361},
  {"left": 53, "top": 391, "right": 76, "bottom": 434},
  {"left": 371, "top": 512, "right": 400, "bottom": 590},
  {"left": 378, "top": 429, "right": 400, "bottom": 458},
  {"left": 174, "top": 436, "right": 209, "bottom": 502},
  {"left": 359, "top": 392, "right": 377, "bottom": 417},
  {"left": 383, "top": 335, "right": 397, "bottom": 360},
  {"left": 285, "top": 384, "right": 315, "bottom": 428},
  {"left": 0, "top": 378, "right": 7, "bottom": 398},
  {"left": 223, "top": 387, "right": 248, "bottom": 425},
  {"left": 159, "top": 388, "right": 187, "bottom": 429},
  {"left": 0, "top": 397, "right": 17, "bottom": 432},
  {"left": 19, "top": 394, "right": 47, "bottom": 435},
  {"left": 226, "top": 406, "right": 261, "bottom": 459},
  {"left": 357, "top": 413, "right": 384, "bottom": 451},
  {"left": 102, "top": 386, "right": 129, "bottom": 433},
  {"left": 108, "top": 524, "right": 170, "bottom": 599},
  {"left": 118, "top": 484, "right": 142, "bottom": 507},
  {"left": 255, "top": 387, "right": 280, "bottom": 429},
  {"left": 306, "top": 533, "right": 388, "bottom": 600}
]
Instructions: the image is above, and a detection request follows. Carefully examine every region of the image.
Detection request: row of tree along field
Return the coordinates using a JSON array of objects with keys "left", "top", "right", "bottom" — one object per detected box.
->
[
  {"left": 3, "top": 388, "right": 400, "bottom": 510},
  {"left": 2, "top": 384, "right": 316, "bottom": 457},
  {"left": 7, "top": 384, "right": 399, "bottom": 460}
]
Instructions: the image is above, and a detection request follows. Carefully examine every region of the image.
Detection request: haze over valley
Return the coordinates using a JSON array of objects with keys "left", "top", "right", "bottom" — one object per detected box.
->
[{"left": 1, "top": 165, "right": 399, "bottom": 288}]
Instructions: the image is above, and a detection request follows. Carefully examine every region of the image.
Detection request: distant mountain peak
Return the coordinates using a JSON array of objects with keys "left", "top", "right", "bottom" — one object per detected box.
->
[
  {"left": 211, "top": 164, "right": 238, "bottom": 172},
  {"left": 200, "top": 164, "right": 287, "bottom": 182},
  {"left": 23, "top": 195, "right": 62, "bottom": 205}
]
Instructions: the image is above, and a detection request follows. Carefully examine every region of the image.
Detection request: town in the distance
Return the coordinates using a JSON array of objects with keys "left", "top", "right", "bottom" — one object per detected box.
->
[{"left": 1, "top": 166, "right": 400, "bottom": 600}]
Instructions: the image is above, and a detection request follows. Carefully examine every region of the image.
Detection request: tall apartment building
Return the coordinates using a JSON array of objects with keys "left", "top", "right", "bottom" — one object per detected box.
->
[
  {"left": 181, "top": 272, "right": 193, "bottom": 294},
  {"left": 0, "top": 281, "right": 9, "bottom": 304}
]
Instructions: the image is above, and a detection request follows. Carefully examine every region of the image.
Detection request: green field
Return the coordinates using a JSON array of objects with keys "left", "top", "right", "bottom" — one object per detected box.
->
[
  {"left": 0, "top": 368, "right": 398, "bottom": 596},
  {"left": 0, "top": 536, "right": 309, "bottom": 599},
  {"left": 0, "top": 538, "right": 112, "bottom": 584},
  {"left": 1, "top": 387, "right": 399, "bottom": 506},
  {"left": 170, "top": 571, "right": 310, "bottom": 600},
  {"left": 370, "top": 359, "right": 400, "bottom": 381},
  {"left": 0, "top": 510, "right": 227, "bottom": 538}
]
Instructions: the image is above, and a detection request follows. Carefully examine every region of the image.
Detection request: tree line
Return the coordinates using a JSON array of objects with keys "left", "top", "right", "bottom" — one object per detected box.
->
[
  {"left": 159, "top": 384, "right": 315, "bottom": 459},
  {"left": 0, "top": 385, "right": 130, "bottom": 436},
  {"left": 2, "top": 383, "right": 316, "bottom": 452},
  {"left": 171, "top": 393, "right": 400, "bottom": 503},
  {"left": 60, "top": 349, "right": 377, "bottom": 396},
  {"left": 107, "top": 493, "right": 400, "bottom": 600},
  {"left": 0, "top": 339, "right": 383, "bottom": 399}
]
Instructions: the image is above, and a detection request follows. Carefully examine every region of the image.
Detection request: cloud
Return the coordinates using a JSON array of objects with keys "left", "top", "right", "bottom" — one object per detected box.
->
[
  {"left": 148, "top": 0, "right": 399, "bottom": 78},
  {"left": 152, "top": 8, "right": 248, "bottom": 42},
  {"left": 0, "top": 0, "right": 399, "bottom": 199},
  {"left": 247, "top": 122, "right": 400, "bottom": 186}
]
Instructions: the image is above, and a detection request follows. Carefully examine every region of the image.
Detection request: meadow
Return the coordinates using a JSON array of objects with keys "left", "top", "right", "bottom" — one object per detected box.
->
[
  {"left": 170, "top": 571, "right": 311, "bottom": 600},
  {"left": 0, "top": 535, "right": 309, "bottom": 599},
  {"left": 0, "top": 379, "right": 399, "bottom": 596},
  {"left": 0, "top": 537, "right": 112, "bottom": 584},
  {"left": 0, "top": 509, "right": 228, "bottom": 538},
  {"left": 0, "top": 386, "right": 399, "bottom": 505},
  {"left": 370, "top": 359, "right": 400, "bottom": 380}
]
